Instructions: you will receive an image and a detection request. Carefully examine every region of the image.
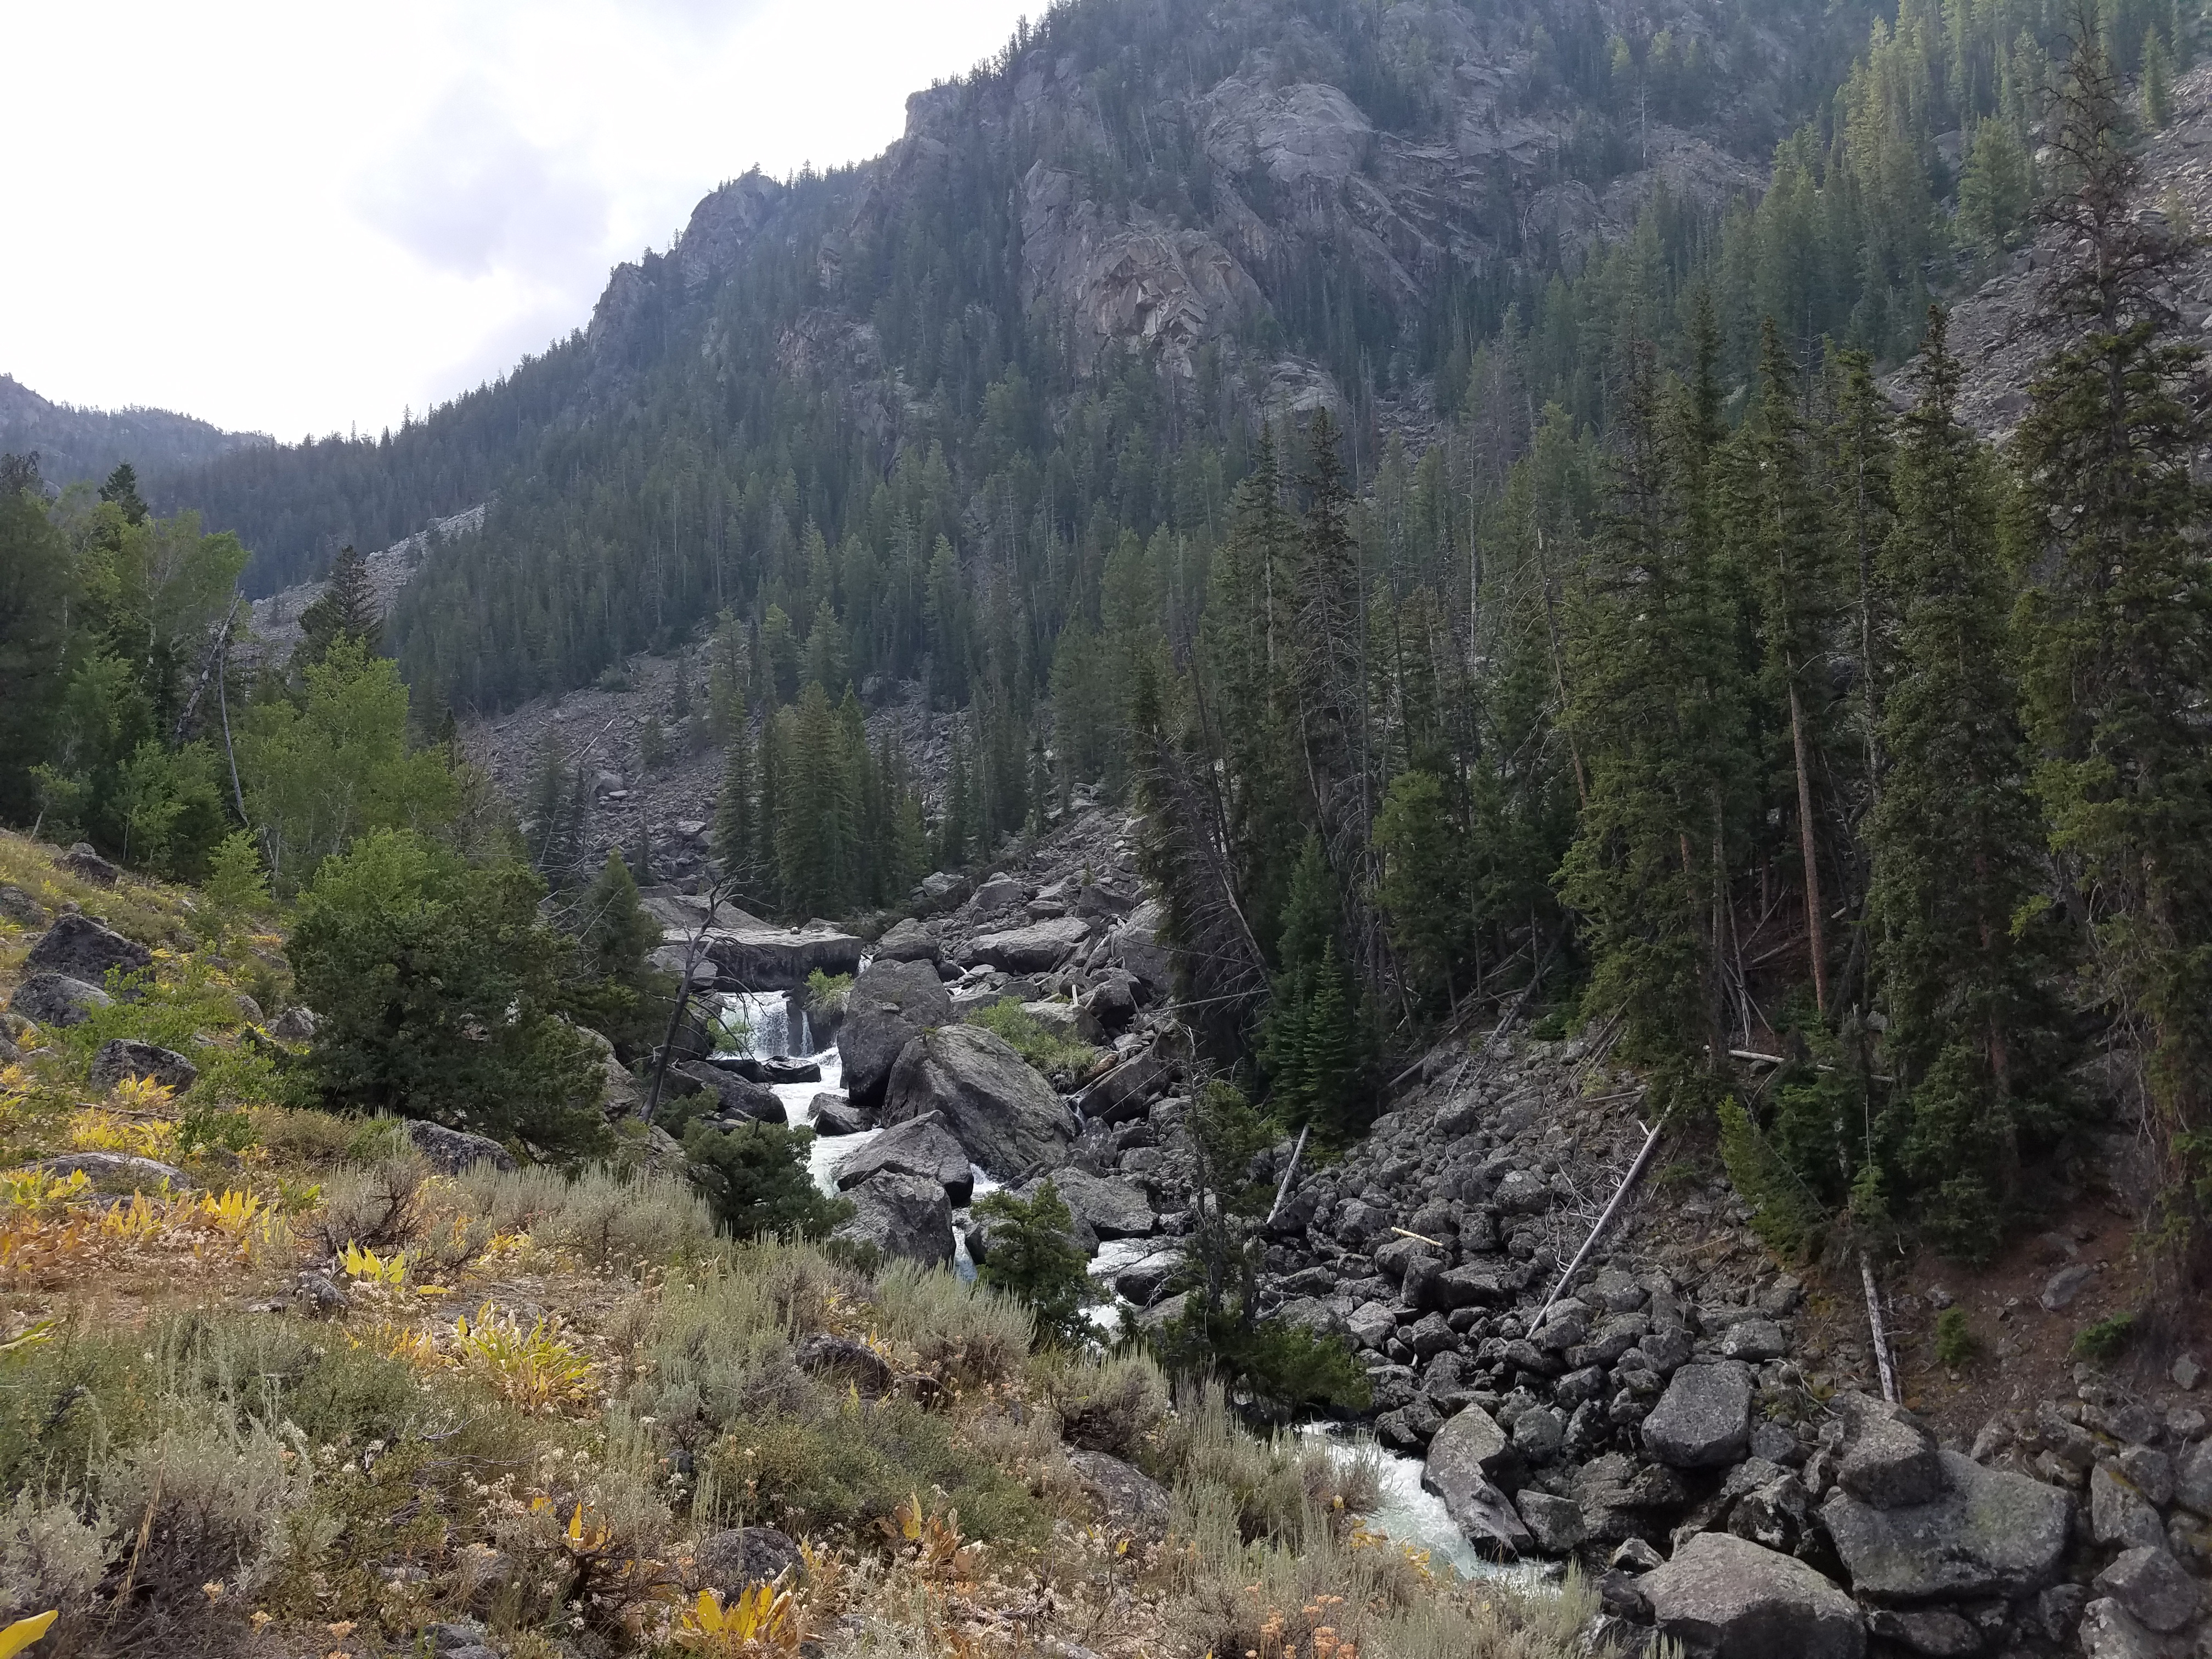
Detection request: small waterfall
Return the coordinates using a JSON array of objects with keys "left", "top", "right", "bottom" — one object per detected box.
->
[{"left": 794, "top": 1003, "right": 812, "bottom": 1055}]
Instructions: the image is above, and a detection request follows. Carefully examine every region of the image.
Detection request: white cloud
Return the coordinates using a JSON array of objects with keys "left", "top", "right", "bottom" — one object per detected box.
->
[{"left": 0, "top": 0, "right": 1034, "bottom": 441}]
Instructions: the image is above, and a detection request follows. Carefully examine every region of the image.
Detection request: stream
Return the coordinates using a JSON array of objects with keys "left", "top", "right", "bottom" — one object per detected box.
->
[{"left": 718, "top": 988, "right": 1491, "bottom": 1579}]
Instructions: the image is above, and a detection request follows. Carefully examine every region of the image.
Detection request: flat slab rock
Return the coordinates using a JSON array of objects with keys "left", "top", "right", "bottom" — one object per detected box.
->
[
  {"left": 833, "top": 1112, "right": 972, "bottom": 1204},
  {"left": 1644, "top": 1531, "right": 1864, "bottom": 1659},
  {"left": 1822, "top": 1449, "right": 2072, "bottom": 1603},
  {"left": 1421, "top": 1404, "right": 1533, "bottom": 1556},
  {"left": 1642, "top": 1362, "right": 1754, "bottom": 1469}
]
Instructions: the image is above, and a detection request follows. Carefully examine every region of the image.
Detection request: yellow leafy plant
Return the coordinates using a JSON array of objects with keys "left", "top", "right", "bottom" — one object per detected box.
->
[
  {"left": 877, "top": 1490, "right": 984, "bottom": 1584},
  {"left": 0, "top": 1171, "right": 88, "bottom": 1214},
  {"left": 108, "top": 1074, "right": 176, "bottom": 1113},
  {"left": 338, "top": 1241, "right": 408, "bottom": 1286},
  {"left": 673, "top": 1580, "right": 803, "bottom": 1656},
  {"left": 452, "top": 1304, "right": 596, "bottom": 1413}
]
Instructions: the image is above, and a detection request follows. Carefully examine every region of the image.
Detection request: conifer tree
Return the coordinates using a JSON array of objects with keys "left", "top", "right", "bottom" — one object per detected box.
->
[
  {"left": 1259, "top": 836, "right": 1370, "bottom": 1139},
  {"left": 1871, "top": 307, "right": 2056, "bottom": 1254},
  {"left": 2143, "top": 28, "right": 2174, "bottom": 128},
  {"left": 297, "top": 544, "right": 381, "bottom": 666},
  {"left": 98, "top": 462, "right": 148, "bottom": 524},
  {"left": 2014, "top": 14, "right": 2212, "bottom": 1271}
]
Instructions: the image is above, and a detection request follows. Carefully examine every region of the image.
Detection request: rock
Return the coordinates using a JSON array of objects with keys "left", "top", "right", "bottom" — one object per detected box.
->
[
  {"left": 1113, "top": 1248, "right": 1181, "bottom": 1304},
  {"left": 793, "top": 1332, "right": 896, "bottom": 1395},
  {"left": 1835, "top": 1397, "right": 1945, "bottom": 1509},
  {"left": 882, "top": 1024, "right": 1073, "bottom": 1176},
  {"left": 650, "top": 900, "right": 864, "bottom": 991},
  {"left": 24, "top": 912, "right": 151, "bottom": 986},
  {"left": 1014, "top": 1167, "right": 1152, "bottom": 1239},
  {"left": 833, "top": 1113, "right": 973, "bottom": 1203},
  {"left": 287, "top": 1269, "right": 348, "bottom": 1316},
  {"left": 61, "top": 843, "right": 119, "bottom": 886},
  {"left": 1643, "top": 1363, "right": 1754, "bottom": 1469},
  {"left": 88, "top": 1039, "right": 198, "bottom": 1096},
  {"left": 759, "top": 1056, "right": 820, "bottom": 1084},
  {"left": 1513, "top": 1407, "right": 1566, "bottom": 1463},
  {"left": 969, "top": 873, "right": 1025, "bottom": 915},
  {"left": 1492, "top": 1169, "right": 1554, "bottom": 1215},
  {"left": 1423, "top": 1405, "right": 1532, "bottom": 1556},
  {"left": 875, "top": 917, "right": 940, "bottom": 963},
  {"left": 1642, "top": 1531, "right": 1865, "bottom": 1659},
  {"left": 1718, "top": 1318, "right": 1786, "bottom": 1362},
  {"left": 2090, "top": 1462, "right": 2168, "bottom": 1550},
  {"left": 2040, "top": 1263, "right": 2094, "bottom": 1311},
  {"left": 2076, "top": 1598, "right": 2163, "bottom": 1659},
  {"left": 1065, "top": 1448, "right": 1171, "bottom": 1539},
  {"left": 835, "top": 1171, "right": 955, "bottom": 1267},
  {"left": 402, "top": 1121, "right": 518, "bottom": 1174},
  {"left": 0, "top": 884, "right": 46, "bottom": 924},
  {"left": 270, "top": 1005, "right": 319, "bottom": 1042},
  {"left": 969, "top": 916, "right": 1091, "bottom": 972},
  {"left": 1108, "top": 900, "right": 1173, "bottom": 994},
  {"left": 1076, "top": 1051, "right": 1170, "bottom": 1126},
  {"left": 1862, "top": 1609, "right": 1981, "bottom": 1656},
  {"left": 35, "top": 1152, "right": 189, "bottom": 1189},
  {"left": 809, "top": 1096, "right": 873, "bottom": 1136},
  {"left": 2177, "top": 1437, "right": 2212, "bottom": 1515},
  {"left": 670, "top": 1059, "right": 787, "bottom": 1124},
  {"left": 836, "top": 959, "right": 955, "bottom": 1109},
  {"left": 2174, "top": 1355, "right": 2203, "bottom": 1391},
  {"left": 1348, "top": 1301, "right": 1398, "bottom": 1349},
  {"left": 693, "top": 1526, "right": 801, "bottom": 1594},
  {"left": 2093, "top": 1545, "right": 2200, "bottom": 1633},
  {"left": 1516, "top": 1490, "right": 1586, "bottom": 1554},
  {"left": 1080, "top": 976, "right": 1138, "bottom": 1032},
  {"left": 1821, "top": 1450, "right": 2071, "bottom": 1602},
  {"left": 9, "top": 972, "right": 112, "bottom": 1028}
]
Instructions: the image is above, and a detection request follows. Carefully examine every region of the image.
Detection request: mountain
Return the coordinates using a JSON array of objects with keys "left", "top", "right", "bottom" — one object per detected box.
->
[
  {"left": 149, "top": 0, "right": 1893, "bottom": 691},
  {"left": 0, "top": 373, "right": 267, "bottom": 489}
]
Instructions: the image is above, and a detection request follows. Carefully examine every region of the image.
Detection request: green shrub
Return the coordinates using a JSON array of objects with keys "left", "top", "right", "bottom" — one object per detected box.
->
[
  {"left": 868, "top": 1260, "right": 1034, "bottom": 1387},
  {"left": 973, "top": 1178, "right": 1096, "bottom": 1348},
  {"left": 56, "top": 956, "right": 292, "bottom": 1109},
  {"left": 1156, "top": 1383, "right": 1372, "bottom": 1543},
  {"left": 442, "top": 1161, "right": 716, "bottom": 1271},
  {"left": 967, "top": 997, "right": 1098, "bottom": 1079},
  {"left": 0, "top": 1488, "right": 113, "bottom": 1635},
  {"left": 1039, "top": 1348, "right": 1169, "bottom": 1459},
  {"left": 804, "top": 969, "right": 853, "bottom": 1012},
  {"left": 1717, "top": 1095, "right": 1827, "bottom": 1258},
  {"left": 2073, "top": 1311, "right": 2136, "bottom": 1361},
  {"left": 682, "top": 1120, "right": 850, "bottom": 1241},
  {"left": 1933, "top": 1306, "right": 1976, "bottom": 1368}
]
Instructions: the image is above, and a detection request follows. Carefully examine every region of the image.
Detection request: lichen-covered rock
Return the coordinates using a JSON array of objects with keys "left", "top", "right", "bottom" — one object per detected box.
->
[
  {"left": 88, "top": 1039, "right": 198, "bottom": 1096},
  {"left": 36, "top": 1152, "right": 189, "bottom": 1189},
  {"left": 882, "top": 1024, "right": 1073, "bottom": 1176},
  {"left": 1065, "top": 1448, "right": 1171, "bottom": 1539},
  {"left": 837, "top": 959, "right": 955, "bottom": 1109},
  {"left": 1821, "top": 1450, "right": 2071, "bottom": 1602},
  {"left": 402, "top": 1121, "right": 518, "bottom": 1175},
  {"left": 1642, "top": 1531, "right": 1864, "bottom": 1659},
  {"left": 1642, "top": 1363, "right": 1754, "bottom": 1469},
  {"left": 9, "top": 972, "right": 112, "bottom": 1028},
  {"left": 25, "top": 912, "right": 150, "bottom": 985},
  {"left": 2092, "top": 1545, "right": 2202, "bottom": 1633},
  {"left": 834, "top": 1171, "right": 955, "bottom": 1267},
  {"left": 693, "top": 1526, "right": 801, "bottom": 1595},
  {"left": 1833, "top": 1395, "right": 1945, "bottom": 1509},
  {"left": 833, "top": 1112, "right": 972, "bottom": 1203}
]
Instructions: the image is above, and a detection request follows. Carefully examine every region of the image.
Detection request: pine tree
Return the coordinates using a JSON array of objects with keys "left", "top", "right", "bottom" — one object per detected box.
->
[
  {"left": 1871, "top": 307, "right": 2056, "bottom": 1256},
  {"left": 713, "top": 710, "right": 764, "bottom": 902},
  {"left": 2144, "top": 29, "right": 2174, "bottom": 128},
  {"left": 297, "top": 544, "right": 381, "bottom": 666},
  {"left": 2015, "top": 13, "right": 2212, "bottom": 1277},
  {"left": 1258, "top": 836, "right": 1369, "bottom": 1140},
  {"left": 98, "top": 462, "right": 147, "bottom": 524}
]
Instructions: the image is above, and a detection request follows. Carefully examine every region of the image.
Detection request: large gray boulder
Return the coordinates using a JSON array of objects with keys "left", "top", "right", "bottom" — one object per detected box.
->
[
  {"left": 1422, "top": 1404, "right": 1532, "bottom": 1556},
  {"left": 1822, "top": 1450, "right": 2072, "bottom": 1603},
  {"left": 1108, "top": 900, "right": 1173, "bottom": 994},
  {"left": 1076, "top": 1050, "right": 1170, "bottom": 1126},
  {"left": 967, "top": 916, "right": 1091, "bottom": 973},
  {"left": 25, "top": 913, "right": 151, "bottom": 986},
  {"left": 835, "top": 1170, "right": 954, "bottom": 1266},
  {"left": 1064, "top": 1448, "right": 1171, "bottom": 1539},
  {"left": 809, "top": 1096, "right": 873, "bottom": 1136},
  {"left": 833, "top": 1113, "right": 973, "bottom": 1204},
  {"left": 882, "top": 1024, "right": 1073, "bottom": 1176},
  {"left": 693, "top": 1526, "right": 801, "bottom": 1596},
  {"left": 1834, "top": 1394, "right": 1945, "bottom": 1509},
  {"left": 2093, "top": 1546, "right": 2202, "bottom": 1633},
  {"left": 874, "top": 917, "right": 940, "bottom": 963},
  {"left": 837, "top": 959, "right": 955, "bottom": 1109},
  {"left": 9, "top": 972, "right": 112, "bottom": 1028},
  {"left": 1643, "top": 1531, "right": 1864, "bottom": 1659},
  {"left": 669, "top": 1059, "right": 787, "bottom": 1124},
  {"left": 36, "top": 1152, "right": 189, "bottom": 1190},
  {"left": 1642, "top": 1363, "right": 1754, "bottom": 1469},
  {"left": 403, "top": 1120, "right": 519, "bottom": 1174},
  {"left": 89, "top": 1039, "right": 198, "bottom": 1096},
  {"left": 1012, "top": 1167, "right": 1153, "bottom": 1241}
]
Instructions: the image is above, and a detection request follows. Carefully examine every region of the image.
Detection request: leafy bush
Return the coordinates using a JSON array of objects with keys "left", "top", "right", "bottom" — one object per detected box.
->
[
  {"left": 0, "top": 1489, "right": 112, "bottom": 1632},
  {"left": 683, "top": 1120, "right": 849, "bottom": 1242},
  {"left": 1156, "top": 1384, "right": 1372, "bottom": 1543},
  {"left": 289, "top": 828, "right": 608, "bottom": 1157},
  {"left": 1933, "top": 1306, "right": 1976, "bottom": 1368},
  {"left": 1717, "top": 1095, "right": 1826, "bottom": 1258},
  {"left": 868, "top": 1260, "right": 1034, "bottom": 1388},
  {"left": 966, "top": 997, "right": 1098, "bottom": 1079},
  {"left": 803, "top": 969, "right": 852, "bottom": 1012},
  {"left": 1153, "top": 1304, "right": 1372, "bottom": 1420},
  {"left": 1039, "top": 1349, "right": 1169, "bottom": 1459},
  {"left": 972, "top": 1178, "right": 1095, "bottom": 1348},
  {"left": 2073, "top": 1311, "right": 2136, "bottom": 1361},
  {"left": 443, "top": 1161, "right": 717, "bottom": 1271}
]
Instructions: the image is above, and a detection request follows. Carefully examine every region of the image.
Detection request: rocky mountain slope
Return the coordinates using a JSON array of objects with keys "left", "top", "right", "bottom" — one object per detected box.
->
[{"left": 0, "top": 371, "right": 266, "bottom": 489}]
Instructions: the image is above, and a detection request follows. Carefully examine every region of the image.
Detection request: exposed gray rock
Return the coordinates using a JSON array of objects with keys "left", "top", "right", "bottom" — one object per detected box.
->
[
  {"left": 1112, "top": 1247, "right": 1181, "bottom": 1304},
  {"left": 1835, "top": 1396, "right": 1945, "bottom": 1510},
  {"left": 968, "top": 916, "right": 1091, "bottom": 972},
  {"left": 835, "top": 1171, "right": 955, "bottom": 1266},
  {"left": 9, "top": 972, "right": 112, "bottom": 1028},
  {"left": 1348, "top": 1301, "right": 1398, "bottom": 1349},
  {"left": 2040, "top": 1262, "right": 2094, "bottom": 1311},
  {"left": 833, "top": 1113, "right": 973, "bottom": 1203},
  {"left": 1718, "top": 1318, "right": 1786, "bottom": 1362},
  {"left": 1065, "top": 1448, "right": 1171, "bottom": 1539},
  {"left": 793, "top": 1332, "right": 896, "bottom": 1394},
  {"left": 0, "top": 884, "right": 46, "bottom": 924},
  {"left": 694, "top": 1526, "right": 801, "bottom": 1594},
  {"left": 88, "top": 1038, "right": 198, "bottom": 1095},
  {"left": 1643, "top": 1532, "right": 1864, "bottom": 1659},
  {"left": 2093, "top": 1545, "right": 2200, "bottom": 1633},
  {"left": 882, "top": 1024, "right": 1073, "bottom": 1176},
  {"left": 1822, "top": 1450, "right": 2071, "bottom": 1602},
  {"left": 1076, "top": 1051, "right": 1169, "bottom": 1125},
  {"left": 2075, "top": 1598, "right": 2163, "bottom": 1659},
  {"left": 2090, "top": 1462, "right": 2169, "bottom": 1550},
  {"left": 1515, "top": 1490, "right": 1585, "bottom": 1554},
  {"left": 1423, "top": 1405, "right": 1532, "bottom": 1556},
  {"left": 670, "top": 1059, "right": 787, "bottom": 1124},
  {"left": 2176, "top": 1436, "right": 2212, "bottom": 1516},
  {"left": 874, "top": 917, "right": 940, "bottom": 963},
  {"left": 61, "top": 844, "right": 119, "bottom": 887},
  {"left": 809, "top": 1096, "right": 873, "bottom": 1136},
  {"left": 1862, "top": 1609, "right": 1980, "bottom": 1657},
  {"left": 1014, "top": 1166, "right": 1153, "bottom": 1240},
  {"left": 837, "top": 958, "right": 955, "bottom": 1109},
  {"left": 402, "top": 1121, "right": 519, "bottom": 1175},
  {"left": 1643, "top": 1364, "right": 1754, "bottom": 1469},
  {"left": 24, "top": 912, "right": 151, "bottom": 986},
  {"left": 270, "top": 1005, "right": 319, "bottom": 1042},
  {"left": 36, "top": 1151, "right": 188, "bottom": 1189},
  {"left": 1108, "top": 900, "right": 1172, "bottom": 994}
]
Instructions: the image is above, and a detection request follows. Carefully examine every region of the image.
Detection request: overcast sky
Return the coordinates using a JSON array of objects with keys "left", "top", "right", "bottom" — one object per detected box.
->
[{"left": 3, "top": 0, "right": 1034, "bottom": 441}]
